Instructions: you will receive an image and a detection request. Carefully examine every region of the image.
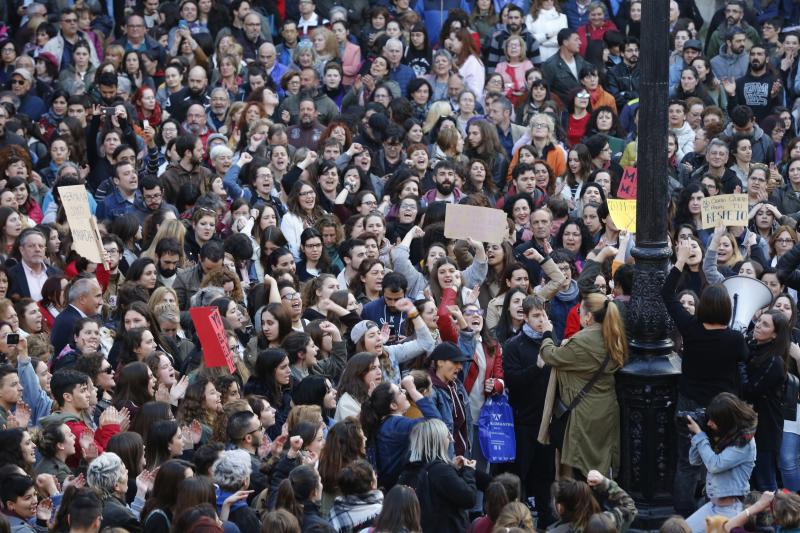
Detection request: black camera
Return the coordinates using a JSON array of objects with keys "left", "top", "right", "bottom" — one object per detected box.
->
[{"left": 675, "top": 408, "right": 706, "bottom": 429}]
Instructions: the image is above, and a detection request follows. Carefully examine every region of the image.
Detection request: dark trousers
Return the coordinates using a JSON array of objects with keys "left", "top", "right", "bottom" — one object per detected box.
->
[
  {"left": 512, "top": 423, "right": 555, "bottom": 528},
  {"left": 673, "top": 396, "right": 706, "bottom": 517},
  {"left": 752, "top": 450, "right": 779, "bottom": 491}
]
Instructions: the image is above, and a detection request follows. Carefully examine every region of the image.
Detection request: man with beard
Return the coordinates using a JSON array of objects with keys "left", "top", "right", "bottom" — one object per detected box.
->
[
  {"left": 722, "top": 44, "right": 783, "bottom": 123},
  {"left": 174, "top": 241, "right": 225, "bottom": 310},
  {"left": 155, "top": 238, "right": 182, "bottom": 288},
  {"left": 422, "top": 160, "right": 464, "bottom": 204},
  {"left": 240, "top": 13, "right": 266, "bottom": 62},
  {"left": 607, "top": 37, "right": 640, "bottom": 111},
  {"left": 183, "top": 103, "right": 212, "bottom": 147},
  {"left": 160, "top": 134, "right": 214, "bottom": 205},
  {"left": 165, "top": 66, "right": 209, "bottom": 122},
  {"left": 101, "top": 235, "right": 125, "bottom": 309},
  {"left": 227, "top": 411, "right": 269, "bottom": 505},
  {"left": 287, "top": 96, "right": 324, "bottom": 150},
  {"left": 706, "top": 0, "right": 760, "bottom": 60},
  {"left": 206, "top": 88, "right": 230, "bottom": 132},
  {"left": 488, "top": 96, "right": 527, "bottom": 158},
  {"left": 486, "top": 5, "right": 541, "bottom": 73},
  {"left": 710, "top": 27, "right": 749, "bottom": 82},
  {"left": 278, "top": 67, "right": 338, "bottom": 125},
  {"left": 134, "top": 177, "right": 179, "bottom": 223}
]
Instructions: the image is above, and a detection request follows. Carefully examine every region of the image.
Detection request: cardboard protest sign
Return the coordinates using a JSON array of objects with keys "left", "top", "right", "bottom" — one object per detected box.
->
[
  {"left": 701, "top": 194, "right": 748, "bottom": 229},
  {"left": 444, "top": 203, "right": 507, "bottom": 244},
  {"left": 607, "top": 199, "right": 637, "bottom": 233},
  {"left": 189, "top": 307, "right": 236, "bottom": 373},
  {"left": 60, "top": 185, "right": 104, "bottom": 264},
  {"left": 616, "top": 167, "right": 638, "bottom": 199}
]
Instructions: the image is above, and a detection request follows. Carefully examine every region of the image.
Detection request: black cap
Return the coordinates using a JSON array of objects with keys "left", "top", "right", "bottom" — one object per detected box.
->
[{"left": 429, "top": 342, "right": 471, "bottom": 363}]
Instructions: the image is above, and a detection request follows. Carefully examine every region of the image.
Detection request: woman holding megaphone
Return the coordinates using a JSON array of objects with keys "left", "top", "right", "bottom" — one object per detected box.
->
[{"left": 662, "top": 238, "right": 749, "bottom": 517}]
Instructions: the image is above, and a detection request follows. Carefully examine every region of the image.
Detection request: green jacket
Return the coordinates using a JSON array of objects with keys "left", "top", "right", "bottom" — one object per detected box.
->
[{"left": 540, "top": 325, "right": 621, "bottom": 475}]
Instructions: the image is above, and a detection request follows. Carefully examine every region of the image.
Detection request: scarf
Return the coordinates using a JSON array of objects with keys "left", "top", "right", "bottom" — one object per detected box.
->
[
  {"left": 555, "top": 279, "right": 580, "bottom": 302},
  {"left": 711, "top": 423, "right": 757, "bottom": 454},
  {"left": 522, "top": 322, "right": 543, "bottom": 340},
  {"left": 329, "top": 490, "right": 384, "bottom": 533}
]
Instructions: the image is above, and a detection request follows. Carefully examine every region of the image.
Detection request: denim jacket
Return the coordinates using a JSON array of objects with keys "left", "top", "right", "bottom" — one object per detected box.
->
[{"left": 689, "top": 431, "right": 756, "bottom": 499}]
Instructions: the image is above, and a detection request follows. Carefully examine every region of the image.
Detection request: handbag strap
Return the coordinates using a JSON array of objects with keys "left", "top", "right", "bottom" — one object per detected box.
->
[{"left": 565, "top": 355, "right": 611, "bottom": 412}]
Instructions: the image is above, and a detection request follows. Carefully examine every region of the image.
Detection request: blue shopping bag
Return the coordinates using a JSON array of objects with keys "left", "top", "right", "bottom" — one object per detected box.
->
[{"left": 478, "top": 393, "right": 516, "bottom": 463}]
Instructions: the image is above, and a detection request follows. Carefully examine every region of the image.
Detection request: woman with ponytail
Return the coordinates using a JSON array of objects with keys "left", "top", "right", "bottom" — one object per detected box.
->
[
  {"left": 274, "top": 464, "right": 328, "bottom": 530},
  {"left": 540, "top": 292, "right": 627, "bottom": 477},
  {"left": 549, "top": 470, "right": 637, "bottom": 533},
  {"left": 359, "top": 375, "right": 442, "bottom": 490}
]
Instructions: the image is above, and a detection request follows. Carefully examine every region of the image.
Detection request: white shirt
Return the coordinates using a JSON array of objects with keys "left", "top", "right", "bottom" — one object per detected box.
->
[{"left": 22, "top": 261, "right": 48, "bottom": 302}]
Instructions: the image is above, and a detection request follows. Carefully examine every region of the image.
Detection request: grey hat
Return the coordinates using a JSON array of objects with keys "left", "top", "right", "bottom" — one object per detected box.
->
[
  {"left": 350, "top": 320, "right": 378, "bottom": 344},
  {"left": 684, "top": 39, "right": 702, "bottom": 51},
  {"left": 206, "top": 133, "right": 228, "bottom": 147}
]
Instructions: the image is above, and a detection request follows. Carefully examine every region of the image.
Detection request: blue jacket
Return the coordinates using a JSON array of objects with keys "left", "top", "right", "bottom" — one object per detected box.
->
[
  {"left": 689, "top": 431, "right": 756, "bottom": 499},
  {"left": 562, "top": 0, "right": 590, "bottom": 29},
  {"left": 388, "top": 63, "right": 416, "bottom": 97},
  {"left": 375, "top": 396, "right": 441, "bottom": 488},
  {"left": 96, "top": 186, "right": 140, "bottom": 221},
  {"left": 414, "top": 0, "right": 470, "bottom": 45},
  {"left": 18, "top": 357, "right": 52, "bottom": 425},
  {"left": 430, "top": 374, "right": 472, "bottom": 458}
]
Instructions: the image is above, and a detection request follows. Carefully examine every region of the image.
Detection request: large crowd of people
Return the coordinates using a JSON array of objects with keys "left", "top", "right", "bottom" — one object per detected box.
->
[{"left": 0, "top": 0, "right": 798, "bottom": 532}]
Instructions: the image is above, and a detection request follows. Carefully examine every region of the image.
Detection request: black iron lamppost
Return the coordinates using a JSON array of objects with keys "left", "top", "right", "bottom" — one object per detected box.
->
[{"left": 615, "top": 0, "right": 681, "bottom": 526}]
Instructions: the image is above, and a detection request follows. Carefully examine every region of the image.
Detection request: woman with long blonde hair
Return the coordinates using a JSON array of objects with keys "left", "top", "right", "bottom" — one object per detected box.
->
[
  {"left": 540, "top": 292, "right": 627, "bottom": 478},
  {"left": 148, "top": 287, "right": 180, "bottom": 317}
]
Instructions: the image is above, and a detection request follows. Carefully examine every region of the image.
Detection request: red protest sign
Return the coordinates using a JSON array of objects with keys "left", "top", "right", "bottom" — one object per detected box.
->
[
  {"left": 189, "top": 307, "right": 236, "bottom": 373},
  {"left": 616, "top": 167, "right": 638, "bottom": 199}
]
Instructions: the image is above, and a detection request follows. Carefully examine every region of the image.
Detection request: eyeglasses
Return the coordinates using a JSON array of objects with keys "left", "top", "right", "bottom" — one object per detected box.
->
[
  {"left": 101, "top": 366, "right": 114, "bottom": 374},
  {"left": 531, "top": 122, "right": 548, "bottom": 128},
  {"left": 10, "top": 79, "right": 25, "bottom": 85},
  {"left": 299, "top": 189, "right": 316, "bottom": 197},
  {"left": 776, "top": 238, "right": 795, "bottom": 244},
  {"left": 464, "top": 309, "right": 482, "bottom": 316},
  {"left": 281, "top": 292, "right": 301, "bottom": 300},
  {"left": 305, "top": 242, "right": 323, "bottom": 249}
]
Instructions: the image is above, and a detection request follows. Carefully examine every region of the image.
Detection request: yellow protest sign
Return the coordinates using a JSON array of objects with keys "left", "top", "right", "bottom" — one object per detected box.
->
[
  {"left": 607, "top": 199, "right": 636, "bottom": 233},
  {"left": 60, "top": 185, "right": 104, "bottom": 264},
  {"left": 700, "top": 194, "right": 748, "bottom": 229},
  {"left": 444, "top": 203, "right": 508, "bottom": 244}
]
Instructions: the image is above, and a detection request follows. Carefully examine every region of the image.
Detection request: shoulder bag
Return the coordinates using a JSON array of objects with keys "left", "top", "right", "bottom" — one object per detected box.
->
[{"left": 549, "top": 356, "right": 610, "bottom": 449}]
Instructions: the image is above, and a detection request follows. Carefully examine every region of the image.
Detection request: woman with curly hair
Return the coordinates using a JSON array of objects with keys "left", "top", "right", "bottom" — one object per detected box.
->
[
  {"left": 200, "top": 268, "right": 244, "bottom": 303},
  {"left": 176, "top": 374, "right": 223, "bottom": 445}
]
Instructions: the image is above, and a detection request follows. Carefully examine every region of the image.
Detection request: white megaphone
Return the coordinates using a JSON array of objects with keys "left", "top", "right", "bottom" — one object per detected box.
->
[{"left": 722, "top": 275, "right": 774, "bottom": 332}]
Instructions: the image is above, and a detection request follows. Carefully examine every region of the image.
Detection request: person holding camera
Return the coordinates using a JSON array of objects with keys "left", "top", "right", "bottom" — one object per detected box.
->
[
  {"left": 662, "top": 239, "right": 749, "bottom": 517},
  {"left": 685, "top": 392, "right": 757, "bottom": 531}
]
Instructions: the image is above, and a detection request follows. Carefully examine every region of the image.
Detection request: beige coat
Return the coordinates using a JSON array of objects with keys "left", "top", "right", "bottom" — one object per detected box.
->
[{"left": 538, "top": 325, "right": 621, "bottom": 476}]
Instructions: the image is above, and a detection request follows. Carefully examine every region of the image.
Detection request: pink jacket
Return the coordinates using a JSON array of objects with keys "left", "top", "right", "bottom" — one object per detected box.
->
[{"left": 341, "top": 42, "right": 362, "bottom": 87}]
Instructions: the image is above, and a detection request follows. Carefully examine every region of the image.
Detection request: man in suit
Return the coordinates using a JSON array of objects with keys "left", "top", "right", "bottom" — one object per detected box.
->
[
  {"left": 50, "top": 278, "right": 104, "bottom": 356},
  {"left": 7, "top": 229, "right": 60, "bottom": 302}
]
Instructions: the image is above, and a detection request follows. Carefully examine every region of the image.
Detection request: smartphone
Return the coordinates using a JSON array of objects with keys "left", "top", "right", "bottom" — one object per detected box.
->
[
  {"left": 178, "top": 19, "right": 188, "bottom": 29},
  {"left": 143, "top": 119, "right": 150, "bottom": 129},
  {"left": 105, "top": 107, "right": 115, "bottom": 117},
  {"left": 6, "top": 334, "right": 19, "bottom": 345}
]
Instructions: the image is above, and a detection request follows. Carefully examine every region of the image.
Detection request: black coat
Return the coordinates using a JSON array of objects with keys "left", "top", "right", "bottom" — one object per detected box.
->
[
  {"left": 502, "top": 332, "right": 551, "bottom": 429},
  {"left": 397, "top": 460, "right": 476, "bottom": 533},
  {"left": 742, "top": 340, "right": 786, "bottom": 453}
]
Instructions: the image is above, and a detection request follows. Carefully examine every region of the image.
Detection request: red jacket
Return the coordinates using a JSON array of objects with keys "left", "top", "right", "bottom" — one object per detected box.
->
[
  {"left": 577, "top": 20, "right": 618, "bottom": 57},
  {"left": 65, "top": 418, "right": 120, "bottom": 468},
  {"left": 564, "top": 302, "right": 581, "bottom": 339},
  {"left": 437, "top": 288, "right": 460, "bottom": 343},
  {"left": 464, "top": 338, "right": 505, "bottom": 396}
]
